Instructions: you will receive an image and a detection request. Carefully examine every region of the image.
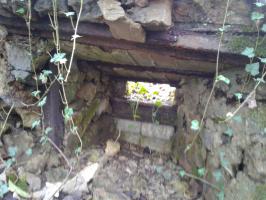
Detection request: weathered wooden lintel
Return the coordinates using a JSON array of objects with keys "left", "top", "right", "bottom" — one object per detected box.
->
[
  {"left": 0, "top": 16, "right": 250, "bottom": 69},
  {"left": 78, "top": 60, "right": 213, "bottom": 84}
]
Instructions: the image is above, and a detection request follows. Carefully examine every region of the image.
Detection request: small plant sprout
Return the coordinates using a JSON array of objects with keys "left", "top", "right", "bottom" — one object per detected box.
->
[
  {"left": 234, "top": 93, "right": 243, "bottom": 100},
  {"left": 179, "top": 169, "right": 186, "bottom": 178},
  {"left": 31, "top": 90, "right": 41, "bottom": 98},
  {"left": 40, "top": 127, "right": 53, "bottom": 145},
  {"left": 191, "top": 120, "right": 200, "bottom": 131},
  {"left": 50, "top": 52, "right": 67, "bottom": 64},
  {"left": 25, "top": 148, "right": 33, "bottom": 156},
  {"left": 224, "top": 128, "right": 233, "bottom": 137},
  {"left": 197, "top": 168, "right": 206, "bottom": 177},
  {"left": 64, "top": 107, "right": 74, "bottom": 121},
  {"left": 216, "top": 75, "right": 230, "bottom": 85},
  {"left": 37, "top": 96, "right": 47, "bottom": 107},
  {"left": 213, "top": 170, "right": 223, "bottom": 182},
  {"left": 31, "top": 119, "right": 41, "bottom": 129},
  {"left": 8, "top": 146, "right": 17, "bottom": 158}
]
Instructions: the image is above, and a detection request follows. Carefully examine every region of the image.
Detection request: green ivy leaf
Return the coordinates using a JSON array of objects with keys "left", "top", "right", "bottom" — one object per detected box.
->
[
  {"left": 4, "top": 159, "right": 14, "bottom": 168},
  {"left": 58, "top": 74, "right": 64, "bottom": 81},
  {"left": 197, "top": 168, "right": 206, "bottom": 177},
  {"left": 259, "top": 57, "right": 266, "bottom": 64},
  {"left": 50, "top": 53, "right": 66, "bottom": 64},
  {"left": 25, "top": 148, "right": 32, "bottom": 156},
  {"left": 42, "top": 70, "right": 52, "bottom": 76},
  {"left": 70, "top": 126, "right": 78, "bottom": 133},
  {"left": 16, "top": 7, "right": 25, "bottom": 15},
  {"left": 251, "top": 12, "right": 264, "bottom": 21},
  {"left": 0, "top": 181, "right": 9, "bottom": 198},
  {"left": 233, "top": 115, "right": 242, "bottom": 123},
  {"left": 8, "top": 146, "right": 17, "bottom": 157},
  {"left": 224, "top": 128, "right": 233, "bottom": 137},
  {"left": 191, "top": 120, "right": 200, "bottom": 131},
  {"left": 64, "top": 107, "right": 74, "bottom": 121},
  {"left": 218, "top": 25, "right": 231, "bottom": 32},
  {"left": 213, "top": 170, "right": 223, "bottom": 182},
  {"left": 39, "top": 73, "right": 47, "bottom": 84},
  {"left": 245, "top": 62, "right": 260, "bottom": 76},
  {"left": 262, "top": 24, "right": 266, "bottom": 32},
  {"left": 37, "top": 96, "right": 47, "bottom": 107},
  {"left": 40, "top": 136, "right": 47, "bottom": 145},
  {"left": 254, "top": 77, "right": 266, "bottom": 83},
  {"left": 45, "top": 127, "right": 53, "bottom": 135},
  {"left": 75, "top": 146, "right": 82, "bottom": 155},
  {"left": 219, "top": 152, "right": 229, "bottom": 169},
  {"left": 64, "top": 11, "right": 75, "bottom": 17},
  {"left": 179, "top": 169, "right": 186, "bottom": 178},
  {"left": 234, "top": 93, "right": 243, "bottom": 100},
  {"left": 216, "top": 75, "right": 230, "bottom": 85},
  {"left": 217, "top": 191, "right": 225, "bottom": 200},
  {"left": 254, "top": 2, "right": 266, "bottom": 7},
  {"left": 31, "top": 90, "right": 41, "bottom": 97},
  {"left": 31, "top": 120, "right": 40, "bottom": 129},
  {"left": 241, "top": 47, "right": 255, "bottom": 58}
]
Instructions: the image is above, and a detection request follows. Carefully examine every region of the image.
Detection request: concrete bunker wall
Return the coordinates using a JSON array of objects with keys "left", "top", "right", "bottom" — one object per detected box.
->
[{"left": 1, "top": 0, "right": 266, "bottom": 199}]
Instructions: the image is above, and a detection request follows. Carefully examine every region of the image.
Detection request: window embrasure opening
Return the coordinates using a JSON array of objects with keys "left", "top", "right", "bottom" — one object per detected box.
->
[{"left": 125, "top": 81, "right": 176, "bottom": 106}]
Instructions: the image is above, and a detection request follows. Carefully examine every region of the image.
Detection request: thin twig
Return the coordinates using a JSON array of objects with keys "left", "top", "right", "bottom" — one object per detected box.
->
[
  {"left": 47, "top": 138, "right": 73, "bottom": 200},
  {"left": 225, "top": 69, "right": 266, "bottom": 122},
  {"left": 184, "top": 172, "right": 220, "bottom": 191},
  {"left": 0, "top": 103, "right": 14, "bottom": 137},
  {"left": 64, "top": 0, "right": 84, "bottom": 82},
  {"left": 186, "top": 0, "right": 231, "bottom": 152}
]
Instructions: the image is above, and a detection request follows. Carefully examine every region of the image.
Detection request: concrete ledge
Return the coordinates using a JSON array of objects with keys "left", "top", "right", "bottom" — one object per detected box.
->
[
  {"left": 140, "top": 136, "right": 172, "bottom": 153},
  {"left": 116, "top": 119, "right": 141, "bottom": 134},
  {"left": 115, "top": 118, "right": 175, "bottom": 153},
  {"left": 141, "top": 122, "right": 174, "bottom": 140}
]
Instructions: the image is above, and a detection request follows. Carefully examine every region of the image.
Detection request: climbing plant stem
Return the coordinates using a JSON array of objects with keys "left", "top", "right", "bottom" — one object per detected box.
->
[
  {"left": 186, "top": 0, "right": 231, "bottom": 153},
  {"left": 64, "top": 0, "right": 84, "bottom": 82}
]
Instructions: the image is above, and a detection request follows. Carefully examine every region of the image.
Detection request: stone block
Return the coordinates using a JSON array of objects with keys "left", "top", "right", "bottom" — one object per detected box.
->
[
  {"left": 141, "top": 122, "right": 174, "bottom": 140},
  {"left": 140, "top": 136, "right": 172, "bottom": 153},
  {"left": 116, "top": 118, "right": 141, "bottom": 135},
  {"left": 128, "top": 0, "right": 172, "bottom": 31},
  {"left": 68, "top": 0, "right": 103, "bottom": 23},
  {"left": 120, "top": 132, "right": 140, "bottom": 145},
  {"left": 98, "top": 0, "right": 145, "bottom": 43}
]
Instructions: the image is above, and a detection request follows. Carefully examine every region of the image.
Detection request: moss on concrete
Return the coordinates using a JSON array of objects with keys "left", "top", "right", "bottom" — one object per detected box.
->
[
  {"left": 73, "top": 98, "right": 100, "bottom": 137},
  {"left": 228, "top": 36, "right": 266, "bottom": 56},
  {"left": 250, "top": 106, "right": 266, "bottom": 129},
  {"left": 253, "top": 184, "right": 266, "bottom": 200}
]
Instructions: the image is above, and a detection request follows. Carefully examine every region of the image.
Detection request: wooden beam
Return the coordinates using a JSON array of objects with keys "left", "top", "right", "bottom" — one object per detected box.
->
[
  {"left": 0, "top": 16, "right": 249, "bottom": 69},
  {"left": 78, "top": 60, "right": 213, "bottom": 84}
]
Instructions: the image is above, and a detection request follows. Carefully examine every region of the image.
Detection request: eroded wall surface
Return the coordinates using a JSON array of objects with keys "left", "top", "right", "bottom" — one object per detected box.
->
[{"left": 0, "top": 1, "right": 266, "bottom": 199}]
